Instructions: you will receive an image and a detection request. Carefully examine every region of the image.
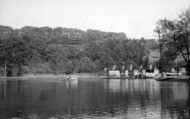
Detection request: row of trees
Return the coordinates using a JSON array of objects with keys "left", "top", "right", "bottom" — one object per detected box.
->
[{"left": 0, "top": 25, "right": 155, "bottom": 76}]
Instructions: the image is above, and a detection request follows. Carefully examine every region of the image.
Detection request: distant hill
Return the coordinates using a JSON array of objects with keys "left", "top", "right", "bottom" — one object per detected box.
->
[{"left": 0, "top": 25, "right": 128, "bottom": 45}]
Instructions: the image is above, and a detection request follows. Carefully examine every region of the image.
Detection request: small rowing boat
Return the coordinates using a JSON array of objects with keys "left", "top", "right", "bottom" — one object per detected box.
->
[{"left": 155, "top": 75, "right": 189, "bottom": 82}]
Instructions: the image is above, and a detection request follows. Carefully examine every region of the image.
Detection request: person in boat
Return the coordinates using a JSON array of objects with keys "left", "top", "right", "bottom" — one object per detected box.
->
[
  {"left": 65, "top": 71, "right": 71, "bottom": 80},
  {"left": 66, "top": 74, "right": 71, "bottom": 80}
]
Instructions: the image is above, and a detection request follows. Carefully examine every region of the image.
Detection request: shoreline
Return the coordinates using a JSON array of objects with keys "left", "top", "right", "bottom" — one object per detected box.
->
[
  {"left": 0, "top": 73, "right": 106, "bottom": 80},
  {"left": 1, "top": 73, "right": 189, "bottom": 82}
]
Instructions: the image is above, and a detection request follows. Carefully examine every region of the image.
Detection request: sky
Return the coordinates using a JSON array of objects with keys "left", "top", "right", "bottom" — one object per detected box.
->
[{"left": 0, "top": 0, "right": 189, "bottom": 39}]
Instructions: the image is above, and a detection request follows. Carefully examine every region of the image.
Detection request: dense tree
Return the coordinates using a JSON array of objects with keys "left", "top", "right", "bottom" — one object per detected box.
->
[
  {"left": 155, "top": 7, "right": 190, "bottom": 75},
  {"left": 0, "top": 35, "right": 37, "bottom": 76},
  {"left": 0, "top": 25, "right": 153, "bottom": 76}
]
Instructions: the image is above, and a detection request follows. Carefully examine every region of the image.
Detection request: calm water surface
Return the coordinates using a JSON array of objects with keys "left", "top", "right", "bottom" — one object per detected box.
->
[{"left": 0, "top": 78, "right": 189, "bottom": 119}]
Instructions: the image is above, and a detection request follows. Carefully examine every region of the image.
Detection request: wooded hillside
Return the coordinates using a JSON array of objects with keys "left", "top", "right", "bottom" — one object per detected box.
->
[{"left": 0, "top": 25, "right": 158, "bottom": 76}]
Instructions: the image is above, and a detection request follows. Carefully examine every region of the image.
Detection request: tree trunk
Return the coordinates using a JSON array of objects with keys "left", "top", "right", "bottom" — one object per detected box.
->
[
  {"left": 124, "top": 62, "right": 127, "bottom": 77},
  {"left": 17, "top": 64, "right": 22, "bottom": 76},
  {"left": 106, "top": 65, "right": 109, "bottom": 78},
  {"left": 186, "top": 65, "right": 190, "bottom": 77},
  {"left": 4, "top": 64, "right": 7, "bottom": 77}
]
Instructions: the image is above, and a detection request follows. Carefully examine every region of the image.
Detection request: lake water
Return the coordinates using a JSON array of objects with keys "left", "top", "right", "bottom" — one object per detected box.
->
[{"left": 0, "top": 79, "right": 189, "bottom": 119}]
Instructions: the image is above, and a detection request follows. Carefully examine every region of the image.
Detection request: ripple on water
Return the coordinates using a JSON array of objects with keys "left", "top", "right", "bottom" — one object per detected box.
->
[{"left": 0, "top": 79, "right": 189, "bottom": 119}]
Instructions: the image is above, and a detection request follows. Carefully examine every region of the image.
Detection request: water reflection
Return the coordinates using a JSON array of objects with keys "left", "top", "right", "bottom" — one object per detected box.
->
[
  {"left": 66, "top": 80, "right": 78, "bottom": 89},
  {"left": 0, "top": 79, "right": 189, "bottom": 119}
]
